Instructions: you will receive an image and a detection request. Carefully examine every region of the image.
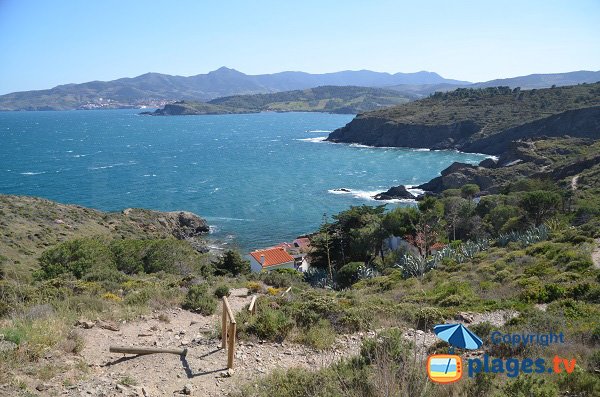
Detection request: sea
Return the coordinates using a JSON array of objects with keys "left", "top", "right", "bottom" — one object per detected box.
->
[{"left": 0, "top": 109, "right": 488, "bottom": 251}]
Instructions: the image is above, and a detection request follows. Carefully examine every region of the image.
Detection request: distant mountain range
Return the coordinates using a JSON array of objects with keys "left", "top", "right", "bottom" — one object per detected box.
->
[{"left": 0, "top": 67, "right": 598, "bottom": 111}]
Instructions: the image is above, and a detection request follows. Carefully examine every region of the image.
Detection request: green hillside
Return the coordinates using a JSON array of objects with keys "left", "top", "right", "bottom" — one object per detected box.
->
[
  {"left": 147, "top": 86, "right": 413, "bottom": 115},
  {"left": 327, "top": 83, "right": 600, "bottom": 154}
]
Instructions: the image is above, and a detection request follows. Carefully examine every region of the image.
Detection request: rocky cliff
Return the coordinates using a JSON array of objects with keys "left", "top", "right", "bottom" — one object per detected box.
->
[{"left": 326, "top": 84, "right": 600, "bottom": 155}]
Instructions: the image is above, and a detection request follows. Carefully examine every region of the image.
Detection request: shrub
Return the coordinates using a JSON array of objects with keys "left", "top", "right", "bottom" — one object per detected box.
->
[
  {"left": 267, "top": 287, "right": 282, "bottom": 296},
  {"left": 336, "top": 262, "right": 362, "bottom": 289},
  {"left": 102, "top": 292, "right": 122, "bottom": 302},
  {"left": 214, "top": 285, "right": 230, "bottom": 298},
  {"left": 182, "top": 284, "right": 216, "bottom": 315},
  {"left": 588, "top": 350, "right": 600, "bottom": 372},
  {"left": 260, "top": 269, "right": 302, "bottom": 288},
  {"left": 248, "top": 306, "right": 294, "bottom": 342},
  {"left": 360, "top": 328, "right": 411, "bottom": 365},
  {"left": 503, "top": 375, "right": 559, "bottom": 397},
  {"left": 214, "top": 250, "right": 250, "bottom": 276},
  {"left": 246, "top": 281, "right": 262, "bottom": 294},
  {"left": 520, "top": 190, "right": 561, "bottom": 225},
  {"left": 297, "top": 319, "right": 336, "bottom": 350},
  {"left": 460, "top": 184, "right": 480, "bottom": 199},
  {"left": 36, "top": 238, "right": 116, "bottom": 280}
]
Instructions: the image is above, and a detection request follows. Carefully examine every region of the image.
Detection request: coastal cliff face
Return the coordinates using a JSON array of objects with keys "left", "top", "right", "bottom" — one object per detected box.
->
[
  {"left": 326, "top": 84, "right": 600, "bottom": 155},
  {"left": 327, "top": 116, "right": 481, "bottom": 150},
  {"left": 327, "top": 106, "right": 600, "bottom": 155}
]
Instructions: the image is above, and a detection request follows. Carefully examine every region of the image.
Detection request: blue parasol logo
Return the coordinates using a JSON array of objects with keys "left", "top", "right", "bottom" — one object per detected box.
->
[{"left": 434, "top": 323, "right": 483, "bottom": 350}]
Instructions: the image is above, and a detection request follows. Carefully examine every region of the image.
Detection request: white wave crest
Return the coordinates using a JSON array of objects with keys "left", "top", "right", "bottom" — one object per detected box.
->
[
  {"left": 295, "top": 136, "right": 328, "bottom": 143},
  {"left": 20, "top": 171, "right": 46, "bottom": 175},
  {"left": 328, "top": 188, "right": 416, "bottom": 203}
]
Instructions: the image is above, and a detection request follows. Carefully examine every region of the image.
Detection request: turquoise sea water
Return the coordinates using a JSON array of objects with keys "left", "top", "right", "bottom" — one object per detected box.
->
[{"left": 0, "top": 110, "right": 487, "bottom": 251}]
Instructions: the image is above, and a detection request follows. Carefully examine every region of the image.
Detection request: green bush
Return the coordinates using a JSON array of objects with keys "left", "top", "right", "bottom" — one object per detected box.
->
[
  {"left": 214, "top": 285, "right": 230, "bottom": 298},
  {"left": 247, "top": 305, "right": 294, "bottom": 342},
  {"left": 214, "top": 250, "right": 250, "bottom": 276},
  {"left": 36, "top": 238, "right": 116, "bottom": 280},
  {"left": 182, "top": 284, "right": 216, "bottom": 315},
  {"left": 297, "top": 319, "right": 336, "bottom": 350},
  {"left": 336, "top": 262, "right": 362, "bottom": 289},
  {"left": 360, "top": 328, "right": 411, "bottom": 365},
  {"left": 259, "top": 268, "right": 302, "bottom": 288},
  {"left": 503, "top": 375, "right": 559, "bottom": 397}
]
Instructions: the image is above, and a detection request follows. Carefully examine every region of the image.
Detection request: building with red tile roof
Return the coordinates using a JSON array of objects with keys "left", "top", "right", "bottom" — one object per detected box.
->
[{"left": 249, "top": 247, "right": 295, "bottom": 272}]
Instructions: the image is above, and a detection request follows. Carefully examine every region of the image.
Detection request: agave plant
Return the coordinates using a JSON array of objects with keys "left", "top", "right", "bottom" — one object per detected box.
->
[
  {"left": 497, "top": 224, "right": 549, "bottom": 247},
  {"left": 395, "top": 253, "right": 436, "bottom": 278},
  {"left": 356, "top": 265, "right": 377, "bottom": 280},
  {"left": 304, "top": 267, "right": 333, "bottom": 289}
]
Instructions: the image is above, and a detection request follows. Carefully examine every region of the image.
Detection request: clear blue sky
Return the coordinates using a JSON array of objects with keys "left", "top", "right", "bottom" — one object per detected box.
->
[{"left": 0, "top": 0, "right": 599, "bottom": 94}]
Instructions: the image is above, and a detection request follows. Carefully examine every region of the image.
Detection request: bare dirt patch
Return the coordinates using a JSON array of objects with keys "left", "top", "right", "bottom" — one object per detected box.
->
[{"left": 36, "top": 288, "right": 364, "bottom": 396}]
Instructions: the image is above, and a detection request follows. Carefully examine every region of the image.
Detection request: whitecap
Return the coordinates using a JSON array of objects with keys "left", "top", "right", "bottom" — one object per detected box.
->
[
  {"left": 295, "top": 136, "right": 328, "bottom": 143},
  {"left": 20, "top": 171, "right": 46, "bottom": 175},
  {"left": 205, "top": 216, "right": 254, "bottom": 222},
  {"left": 405, "top": 185, "right": 425, "bottom": 197},
  {"left": 328, "top": 188, "right": 417, "bottom": 203}
]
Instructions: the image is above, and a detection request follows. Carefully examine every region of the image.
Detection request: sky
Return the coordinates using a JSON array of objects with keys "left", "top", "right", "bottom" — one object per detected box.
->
[{"left": 0, "top": 0, "right": 599, "bottom": 94}]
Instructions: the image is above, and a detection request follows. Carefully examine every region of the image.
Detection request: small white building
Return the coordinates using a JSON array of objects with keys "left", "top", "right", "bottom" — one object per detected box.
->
[{"left": 249, "top": 247, "right": 296, "bottom": 273}]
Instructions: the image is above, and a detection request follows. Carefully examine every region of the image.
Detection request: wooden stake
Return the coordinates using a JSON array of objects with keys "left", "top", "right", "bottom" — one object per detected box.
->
[
  {"left": 248, "top": 295, "right": 257, "bottom": 315},
  {"left": 221, "top": 298, "right": 227, "bottom": 349},
  {"left": 109, "top": 346, "right": 187, "bottom": 356},
  {"left": 227, "top": 322, "right": 236, "bottom": 369}
]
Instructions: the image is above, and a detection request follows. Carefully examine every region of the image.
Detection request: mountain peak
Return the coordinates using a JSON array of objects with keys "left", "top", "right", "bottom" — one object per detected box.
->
[{"left": 209, "top": 66, "right": 244, "bottom": 75}]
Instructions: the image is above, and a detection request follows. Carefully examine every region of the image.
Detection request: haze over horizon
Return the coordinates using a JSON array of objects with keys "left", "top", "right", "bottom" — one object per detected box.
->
[{"left": 0, "top": 0, "right": 599, "bottom": 95}]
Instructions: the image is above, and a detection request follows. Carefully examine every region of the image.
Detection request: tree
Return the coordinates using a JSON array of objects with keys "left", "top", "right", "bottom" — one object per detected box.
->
[
  {"left": 520, "top": 191, "right": 561, "bottom": 225},
  {"left": 214, "top": 250, "right": 250, "bottom": 276},
  {"left": 460, "top": 184, "right": 480, "bottom": 199},
  {"left": 414, "top": 197, "right": 446, "bottom": 256},
  {"left": 443, "top": 197, "right": 471, "bottom": 240},
  {"left": 382, "top": 207, "right": 420, "bottom": 237}
]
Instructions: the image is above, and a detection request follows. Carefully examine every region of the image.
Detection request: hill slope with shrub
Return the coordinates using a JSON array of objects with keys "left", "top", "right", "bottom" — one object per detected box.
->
[
  {"left": 327, "top": 83, "right": 600, "bottom": 154},
  {"left": 145, "top": 86, "right": 412, "bottom": 115}
]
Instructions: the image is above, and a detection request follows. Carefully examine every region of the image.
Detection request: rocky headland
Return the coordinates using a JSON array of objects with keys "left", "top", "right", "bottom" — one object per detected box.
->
[{"left": 325, "top": 83, "right": 600, "bottom": 197}]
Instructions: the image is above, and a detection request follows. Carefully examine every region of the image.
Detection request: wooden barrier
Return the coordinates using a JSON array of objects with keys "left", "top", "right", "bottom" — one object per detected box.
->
[
  {"left": 221, "top": 296, "right": 237, "bottom": 369},
  {"left": 281, "top": 286, "right": 292, "bottom": 297},
  {"left": 248, "top": 295, "right": 257, "bottom": 315},
  {"left": 109, "top": 346, "right": 188, "bottom": 356}
]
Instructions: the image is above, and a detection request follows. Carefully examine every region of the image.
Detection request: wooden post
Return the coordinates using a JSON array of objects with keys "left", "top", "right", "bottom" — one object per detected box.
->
[
  {"left": 249, "top": 295, "right": 257, "bottom": 315},
  {"left": 109, "top": 346, "right": 188, "bottom": 356},
  {"left": 227, "top": 322, "right": 236, "bottom": 369},
  {"left": 221, "top": 297, "right": 227, "bottom": 349},
  {"left": 224, "top": 296, "right": 235, "bottom": 323}
]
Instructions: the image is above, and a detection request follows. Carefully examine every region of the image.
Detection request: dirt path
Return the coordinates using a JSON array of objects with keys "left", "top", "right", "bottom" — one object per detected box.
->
[
  {"left": 571, "top": 175, "right": 580, "bottom": 191},
  {"left": 592, "top": 238, "right": 600, "bottom": 269},
  {"left": 49, "top": 288, "right": 363, "bottom": 396}
]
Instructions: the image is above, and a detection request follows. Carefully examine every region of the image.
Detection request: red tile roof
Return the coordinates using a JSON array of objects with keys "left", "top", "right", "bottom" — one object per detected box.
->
[
  {"left": 293, "top": 237, "right": 311, "bottom": 250},
  {"left": 250, "top": 247, "right": 295, "bottom": 268}
]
